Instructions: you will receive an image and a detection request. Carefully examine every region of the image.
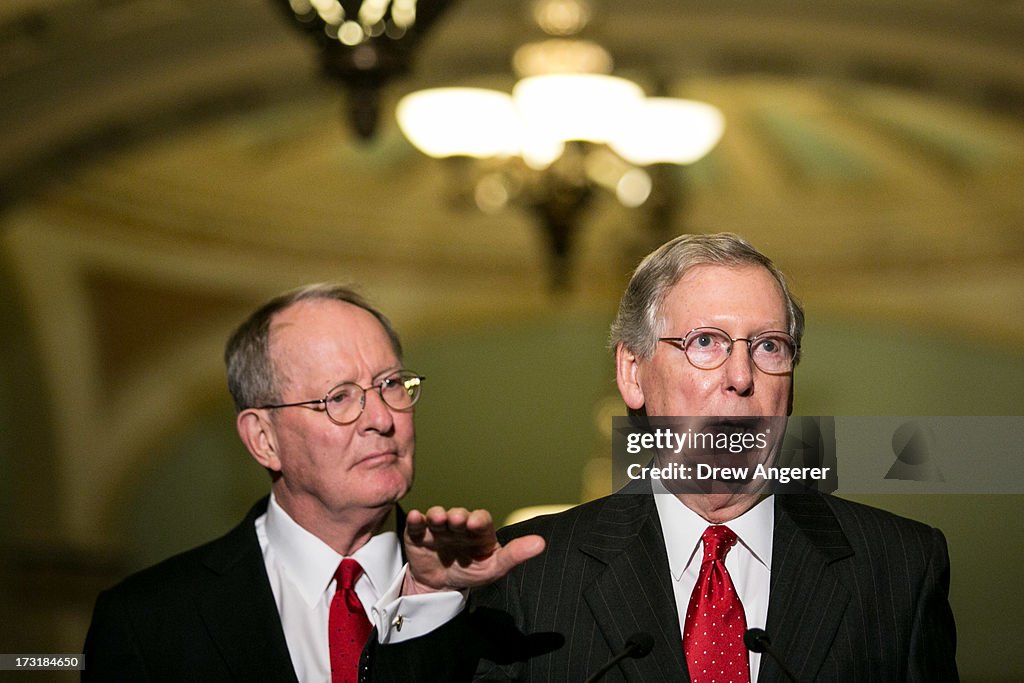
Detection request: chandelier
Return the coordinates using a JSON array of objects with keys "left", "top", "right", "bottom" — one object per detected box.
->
[
  {"left": 396, "top": 0, "right": 725, "bottom": 288},
  {"left": 275, "top": 0, "right": 456, "bottom": 138}
]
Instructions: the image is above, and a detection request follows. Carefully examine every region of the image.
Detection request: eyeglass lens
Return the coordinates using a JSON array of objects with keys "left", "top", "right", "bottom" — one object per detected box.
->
[
  {"left": 685, "top": 328, "right": 794, "bottom": 373},
  {"left": 323, "top": 372, "right": 422, "bottom": 423}
]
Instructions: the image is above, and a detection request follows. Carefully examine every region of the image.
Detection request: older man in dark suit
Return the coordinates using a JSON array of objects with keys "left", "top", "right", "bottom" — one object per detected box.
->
[
  {"left": 82, "top": 284, "right": 541, "bottom": 682},
  {"left": 376, "top": 233, "right": 958, "bottom": 681}
]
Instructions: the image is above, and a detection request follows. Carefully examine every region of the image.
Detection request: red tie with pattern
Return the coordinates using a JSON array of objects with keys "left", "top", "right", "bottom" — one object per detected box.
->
[
  {"left": 329, "top": 559, "right": 372, "bottom": 683},
  {"left": 683, "top": 525, "right": 751, "bottom": 683}
]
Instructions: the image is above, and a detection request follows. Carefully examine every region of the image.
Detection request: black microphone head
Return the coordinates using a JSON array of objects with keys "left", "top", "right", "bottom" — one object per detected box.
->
[
  {"left": 743, "top": 627, "right": 770, "bottom": 653},
  {"left": 625, "top": 632, "right": 654, "bottom": 658}
]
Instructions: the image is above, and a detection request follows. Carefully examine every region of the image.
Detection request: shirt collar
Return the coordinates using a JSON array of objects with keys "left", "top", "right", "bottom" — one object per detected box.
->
[
  {"left": 653, "top": 482, "right": 774, "bottom": 580},
  {"left": 264, "top": 493, "right": 403, "bottom": 607}
]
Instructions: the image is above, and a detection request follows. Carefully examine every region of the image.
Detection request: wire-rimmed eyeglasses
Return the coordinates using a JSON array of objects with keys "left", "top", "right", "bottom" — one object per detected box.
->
[
  {"left": 658, "top": 327, "right": 798, "bottom": 375},
  {"left": 257, "top": 371, "right": 424, "bottom": 425}
]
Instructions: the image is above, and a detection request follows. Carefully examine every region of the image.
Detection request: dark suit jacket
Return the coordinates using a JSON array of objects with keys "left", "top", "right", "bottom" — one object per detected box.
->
[
  {"left": 83, "top": 497, "right": 377, "bottom": 682},
  {"left": 369, "top": 493, "right": 958, "bottom": 681}
]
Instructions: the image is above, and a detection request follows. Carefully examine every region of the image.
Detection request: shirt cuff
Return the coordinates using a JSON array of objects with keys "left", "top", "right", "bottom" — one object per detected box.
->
[{"left": 370, "top": 564, "right": 467, "bottom": 644}]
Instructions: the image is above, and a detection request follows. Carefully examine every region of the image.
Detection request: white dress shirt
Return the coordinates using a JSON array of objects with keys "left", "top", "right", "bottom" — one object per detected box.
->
[
  {"left": 255, "top": 493, "right": 465, "bottom": 683},
  {"left": 654, "top": 486, "right": 774, "bottom": 681}
]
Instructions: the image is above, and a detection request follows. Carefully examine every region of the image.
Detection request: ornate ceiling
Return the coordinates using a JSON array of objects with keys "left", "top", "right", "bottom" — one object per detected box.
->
[
  {"left": 1, "top": 0, "right": 1022, "bottom": 542},
  {"left": 2, "top": 0, "right": 1022, "bottom": 329}
]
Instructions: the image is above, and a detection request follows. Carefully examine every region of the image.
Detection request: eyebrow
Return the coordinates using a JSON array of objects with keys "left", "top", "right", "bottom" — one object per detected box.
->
[{"left": 370, "top": 366, "right": 403, "bottom": 382}]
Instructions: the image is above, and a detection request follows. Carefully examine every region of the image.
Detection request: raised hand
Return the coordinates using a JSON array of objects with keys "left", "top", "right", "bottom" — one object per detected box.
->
[{"left": 402, "top": 506, "right": 545, "bottom": 595}]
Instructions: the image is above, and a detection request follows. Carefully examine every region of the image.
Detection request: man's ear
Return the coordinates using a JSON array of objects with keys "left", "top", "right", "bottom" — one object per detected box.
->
[
  {"left": 236, "top": 409, "right": 283, "bottom": 473},
  {"left": 615, "top": 343, "right": 646, "bottom": 411}
]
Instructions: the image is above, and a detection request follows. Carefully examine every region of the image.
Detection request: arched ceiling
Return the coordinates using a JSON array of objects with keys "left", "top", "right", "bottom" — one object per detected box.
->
[
  {"left": 1, "top": 1, "right": 1022, "bottom": 425},
  {"left": 2, "top": 0, "right": 1022, "bottom": 316}
]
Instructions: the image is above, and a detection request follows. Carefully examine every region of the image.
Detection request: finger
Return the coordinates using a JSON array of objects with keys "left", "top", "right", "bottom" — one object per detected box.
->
[
  {"left": 424, "top": 505, "right": 449, "bottom": 525},
  {"left": 448, "top": 534, "right": 547, "bottom": 582},
  {"left": 426, "top": 509, "right": 455, "bottom": 534},
  {"left": 495, "top": 535, "right": 546, "bottom": 573},
  {"left": 405, "top": 509, "right": 426, "bottom": 528},
  {"left": 425, "top": 507, "right": 473, "bottom": 535},
  {"left": 443, "top": 507, "right": 471, "bottom": 530},
  {"left": 465, "top": 508, "right": 495, "bottom": 534},
  {"left": 405, "top": 509, "right": 428, "bottom": 540}
]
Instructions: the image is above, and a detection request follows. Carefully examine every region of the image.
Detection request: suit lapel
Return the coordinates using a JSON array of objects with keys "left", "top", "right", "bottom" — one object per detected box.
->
[
  {"left": 580, "top": 493, "right": 690, "bottom": 682},
  {"left": 762, "top": 494, "right": 853, "bottom": 682},
  {"left": 197, "top": 498, "right": 299, "bottom": 682}
]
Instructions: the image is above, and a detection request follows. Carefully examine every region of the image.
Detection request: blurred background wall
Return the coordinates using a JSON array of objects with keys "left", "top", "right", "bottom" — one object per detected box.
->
[{"left": 1, "top": 0, "right": 1022, "bottom": 680}]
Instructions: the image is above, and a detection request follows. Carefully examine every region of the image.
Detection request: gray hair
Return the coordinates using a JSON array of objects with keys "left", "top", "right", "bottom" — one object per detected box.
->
[
  {"left": 224, "top": 283, "right": 402, "bottom": 412},
  {"left": 609, "top": 232, "right": 804, "bottom": 362}
]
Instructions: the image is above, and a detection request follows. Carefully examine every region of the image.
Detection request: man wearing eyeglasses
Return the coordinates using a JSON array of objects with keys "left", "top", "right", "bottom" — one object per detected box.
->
[
  {"left": 83, "top": 284, "right": 541, "bottom": 682},
  {"left": 373, "top": 233, "right": 958, "bottom": 681}
]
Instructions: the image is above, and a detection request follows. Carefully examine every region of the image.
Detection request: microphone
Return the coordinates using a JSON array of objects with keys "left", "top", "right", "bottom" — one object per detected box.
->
[
  {"left": 582, "top": 632, "right": 654, "bottom": 683},
  {"left": 744, "top": 628, "right": 799, "bottom": 682}
]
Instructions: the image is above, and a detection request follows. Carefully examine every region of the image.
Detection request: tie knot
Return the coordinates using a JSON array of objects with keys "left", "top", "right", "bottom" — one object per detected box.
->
[
  {"left": 335, "top": 558, "right": 364, "bottom": 592},
  {"left": 701, "top": 525, "right": 738, "bottom": 562}
]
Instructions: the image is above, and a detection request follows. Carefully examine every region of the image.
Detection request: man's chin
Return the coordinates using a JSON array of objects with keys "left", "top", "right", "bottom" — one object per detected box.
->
[
  {"left": 677, "top": 491, "right": 767, "bottom": 523},
  {"left": 662, "top": 475, "right": 767, "bottom": 497},
  {"left": 349, "top": 466, "right": 413, "bottom": 503}
]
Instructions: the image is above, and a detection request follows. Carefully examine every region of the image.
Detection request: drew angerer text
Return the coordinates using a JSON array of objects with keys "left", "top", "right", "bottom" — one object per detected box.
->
[{"left": 627, "top": 462, "right": 831, "bottom": 484}]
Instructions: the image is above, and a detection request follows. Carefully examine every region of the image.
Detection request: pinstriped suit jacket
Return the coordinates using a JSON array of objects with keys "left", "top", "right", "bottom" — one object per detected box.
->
[{"left": 370, "top": 492, "right": 958, "bottom": 681}]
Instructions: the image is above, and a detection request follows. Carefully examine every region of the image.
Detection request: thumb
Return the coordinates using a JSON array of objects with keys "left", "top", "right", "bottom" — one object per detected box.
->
[{"left": 495, "top": 534, "right": 546, "bottom": 574}]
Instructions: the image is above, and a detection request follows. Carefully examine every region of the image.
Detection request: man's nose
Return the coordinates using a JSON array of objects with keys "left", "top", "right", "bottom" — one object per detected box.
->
[
  {"left": 358, "top": 387, "right": 395, "bottom": 432},
  {"left": 723, "top": 339, "right": 755, "bottom": 396}
]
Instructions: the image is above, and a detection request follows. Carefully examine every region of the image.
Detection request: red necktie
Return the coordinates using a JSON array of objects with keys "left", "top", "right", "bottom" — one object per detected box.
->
[
  {"left": 329, "top": 559, "right": 372, "bottom": 683},
  {"left": 683, "top": 526, "right": 750, "bottom": 683}
]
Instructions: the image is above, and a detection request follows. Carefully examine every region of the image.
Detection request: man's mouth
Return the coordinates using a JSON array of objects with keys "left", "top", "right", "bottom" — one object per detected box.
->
[
  {"left": 356, "top": 450, "right": 399, "bottom": 467},
  {"left": 698, "top": 416, "right": 765, "bottom": 434}
]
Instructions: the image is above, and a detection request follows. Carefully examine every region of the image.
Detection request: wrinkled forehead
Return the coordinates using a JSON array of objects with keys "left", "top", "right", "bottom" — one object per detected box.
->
[
  {"left": 268, "top": 299, "right": 397, "bottom": 368},
  {"left": 658, "top": 264, "right": 789, "bottom": 329}
]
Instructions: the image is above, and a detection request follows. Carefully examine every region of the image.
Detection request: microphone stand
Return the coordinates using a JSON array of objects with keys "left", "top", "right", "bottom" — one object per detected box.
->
[
  {"left": 744, "top": 628, "right": 799, "bottom": 682},
  {"left": 582, "top": 633, "right": 654, "bottom": 683}
]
